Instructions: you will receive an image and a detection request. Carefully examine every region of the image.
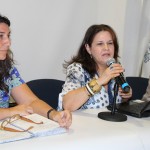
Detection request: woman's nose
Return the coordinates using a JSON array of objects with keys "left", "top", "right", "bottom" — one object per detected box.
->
[{"left": 104, "top": 43, "right": 109, "bottom": 50}]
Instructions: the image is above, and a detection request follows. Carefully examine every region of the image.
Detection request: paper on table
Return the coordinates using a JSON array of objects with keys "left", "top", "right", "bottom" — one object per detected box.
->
[{"left": 0, "top": 114, "right": 67, "bottom": 144}]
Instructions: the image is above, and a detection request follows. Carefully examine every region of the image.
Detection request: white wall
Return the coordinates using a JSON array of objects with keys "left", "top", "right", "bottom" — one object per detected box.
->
[
  {"left": 123, "top": 0, "right": 143, "bottom": 76},
  {"left": 0, "top": 0, "right": 141, "bottom": 82}
]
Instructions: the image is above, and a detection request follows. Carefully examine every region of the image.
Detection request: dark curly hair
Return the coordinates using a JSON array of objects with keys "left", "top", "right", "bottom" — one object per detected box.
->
[
  {"left": 63, "top": 24, "right": 119, "bottom": 77},
  {"left": 0, "top": 15, "right": 14, "bottom": 92}
]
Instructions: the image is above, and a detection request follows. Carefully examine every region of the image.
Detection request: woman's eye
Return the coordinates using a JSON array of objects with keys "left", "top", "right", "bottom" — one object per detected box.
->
[
  {"left": 98, "top": 43, "right": 103, "bottom": 45},
  {"left": 108, "top": 42, "right": 113, "bottom": 45},
  {"left": 0, "top": 34, "right": 3, "bottom": 38},
  {"left": 0, "top": 34, "right": 11, "bottom": 40}
]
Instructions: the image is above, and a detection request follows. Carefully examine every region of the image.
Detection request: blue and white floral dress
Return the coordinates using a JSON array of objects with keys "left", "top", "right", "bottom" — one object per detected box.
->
[
  {"left": 58, "top": 63, "right": 122, "bottom": 110},
  {"left": 0, "top": 66, "right": 25, "bottom": 108}
]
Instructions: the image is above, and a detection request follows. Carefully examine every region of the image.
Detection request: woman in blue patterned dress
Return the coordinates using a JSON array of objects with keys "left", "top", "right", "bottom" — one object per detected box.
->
[
  {"left": 0, "top": 15, "right": 71, "bottom": 128},
  {"left": 58, "top": 24, "right": 132, "bottom": 111}
]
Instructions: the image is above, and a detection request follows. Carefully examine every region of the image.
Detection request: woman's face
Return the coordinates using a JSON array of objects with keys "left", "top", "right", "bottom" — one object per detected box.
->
[
  {"left": 0, "top": 23, "right": 11, "bottom": 60},
  {"left": 86, "top": 31, "right": 115, "bottom": 66}
]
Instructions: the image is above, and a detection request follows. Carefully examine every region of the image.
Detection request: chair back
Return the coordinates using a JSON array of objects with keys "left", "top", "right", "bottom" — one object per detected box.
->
[
  {"left": 27, "top": 79, "right": 64, "bottom": 109},
  {"left": 126, "top": 77, "right": 149, "bottom": 100}
]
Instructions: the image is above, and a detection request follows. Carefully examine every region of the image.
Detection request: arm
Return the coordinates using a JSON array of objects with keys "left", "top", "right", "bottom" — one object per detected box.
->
[
  {"left": 61, "top": 63, "right": 91, "bottom": 111},
  {"left": 63, "top": 63, "right": 132, "bottom": 111},
  {"left": 63, "top": 87, "right": 89, "bottom": 111},
  {"left": 0, "top": 84, "right": 71, "bottom": 128}
]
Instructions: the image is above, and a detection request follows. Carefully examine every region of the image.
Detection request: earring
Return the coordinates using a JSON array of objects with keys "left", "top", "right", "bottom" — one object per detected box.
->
[{"left": 90, "top": 54, "right": 92, "bottom": 59}]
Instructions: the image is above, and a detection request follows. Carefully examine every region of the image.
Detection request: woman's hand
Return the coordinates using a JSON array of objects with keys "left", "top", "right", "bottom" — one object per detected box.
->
[
  {"left": 97, "top": 63, "right": 124, "bottom": 86},
  {"left": 119, "top": 87, "right": 132, "bottom": 102},
  {"left": 50, "top": 110, "right": 72, "bottom": 129},
  {"left": 9, "top": 104, "right": 34, "bottom": 117}
]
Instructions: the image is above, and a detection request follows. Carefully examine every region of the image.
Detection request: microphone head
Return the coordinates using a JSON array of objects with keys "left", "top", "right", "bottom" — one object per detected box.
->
[
  {"left": 106, "top": 58, "right": 116, "bottom": 66},
  {"left": 123, "top": 85, "right": 130, "bottom": 93}
]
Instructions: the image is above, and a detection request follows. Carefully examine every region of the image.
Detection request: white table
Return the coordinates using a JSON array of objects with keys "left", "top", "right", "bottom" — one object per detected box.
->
[{"left": 1, "top": 108, "right": 150, "bottom": 150}]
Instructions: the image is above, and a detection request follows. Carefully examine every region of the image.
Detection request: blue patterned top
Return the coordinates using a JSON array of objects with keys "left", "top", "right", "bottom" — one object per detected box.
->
[
  {"left": 0, "top": 66, "right": 25, "bottom": 108},
  {"left": 58, "top": 63, "right": 122, "bottom": 110}
]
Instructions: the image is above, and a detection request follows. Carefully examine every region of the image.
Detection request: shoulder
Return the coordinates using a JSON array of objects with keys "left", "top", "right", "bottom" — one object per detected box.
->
[
  {"left": 9, "top": 66, "right": 20, "bottom": 76},
  {"left": 8, "top": 66, "right": 25, "bottom": 86},
  {"left": 67, "top": 63, "right": 83, "bottom": 73},
  {"left": 66, "top": 63, "right": 91, "bottom": 83},
  {"left": 65, "top": 63, "right": 87, "bottom": 83},
  {"left": 67, "top": 62, "right": 83, "bottom": 70}
]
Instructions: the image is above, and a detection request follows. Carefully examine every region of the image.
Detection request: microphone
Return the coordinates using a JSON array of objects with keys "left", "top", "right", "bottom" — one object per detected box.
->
[{"left": 107, "top": 58, "right": 130, "bottom": 93}]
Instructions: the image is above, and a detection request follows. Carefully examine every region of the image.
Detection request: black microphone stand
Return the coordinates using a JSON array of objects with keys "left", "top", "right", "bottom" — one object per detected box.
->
[{"left": 98, "top": 81, "right": 127, "bottom": 122}]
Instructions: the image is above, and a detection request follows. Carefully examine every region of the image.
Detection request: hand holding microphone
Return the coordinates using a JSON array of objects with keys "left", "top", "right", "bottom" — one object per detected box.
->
[
  {"left": 106, "top": 58, "right": 130, "bottom": 93},
  {"left": 97, "top": 59, "right": 125, "bottom": 87}
]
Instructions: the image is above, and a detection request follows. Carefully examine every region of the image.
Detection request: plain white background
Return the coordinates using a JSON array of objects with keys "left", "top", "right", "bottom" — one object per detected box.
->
[{"left": 0, "top": 0, "right": 148, "bottom": 82}]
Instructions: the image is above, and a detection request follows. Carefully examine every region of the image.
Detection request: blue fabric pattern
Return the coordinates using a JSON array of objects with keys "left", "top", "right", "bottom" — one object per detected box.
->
[
  {"left": 58, "top": 63, "right": 122, "bottom": 110},
  {"left": 0, "top": 66, "right": 25, "bottom": 108}
]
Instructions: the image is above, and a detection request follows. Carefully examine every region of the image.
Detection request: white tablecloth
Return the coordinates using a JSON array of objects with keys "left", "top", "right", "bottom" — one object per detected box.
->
[{"left": 1, "top": 108, "right": 150, "bottom": 150}]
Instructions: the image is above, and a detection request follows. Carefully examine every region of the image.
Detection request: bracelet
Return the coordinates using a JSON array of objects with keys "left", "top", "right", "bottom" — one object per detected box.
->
[
  {"left": 84, "top": 86, "right": 92, "bottom": 97},
  {"left": 85, "top": 84, "right": 94, "bottom": 96},
  {"left": 86, "top": 78, "right": 101, "bottom": 95},
  {"left": 47, "top": 108, "right": 55, "bottom": 119}
]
